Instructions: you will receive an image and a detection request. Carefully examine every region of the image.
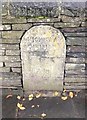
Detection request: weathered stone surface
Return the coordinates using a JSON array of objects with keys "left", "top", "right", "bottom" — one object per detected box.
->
[
  {"left": 64, "top": 32, "right": 86, "bottom": 37},
  {"left": 21, "top": 25, "right": 66, "bottom": 91},
  {"left": 0, "top": 25, "right": 11, "bottom": 31},
  {"left": 6, "top": 50, "right": 20, "bottom": 55},
  {"left": 3, "top": 2, "right": 84, "bottom": 18},
  {"left": 0, "top": 56, "right": 20, "bottom": 62},
  {"left": 0, "top": 67, "right": 10, "bottom": 72},
  {"left": 1, "top": 72, "right": 22, "bottom": 87},
  {"left": 61, "top": 27, "right": 87, "bottom": 33},
  {"left": 1, "top": 39, "right": 20, "bottom": 44},
  {"left": 61, "top": 15, "right": 79, "bottom": 22},
  {"left": 66, "top": 69, "right": 85, "bottom": 75},
  {"left": 81, "top": 22, "right": 86, "bottom": 27},
  {"left": 65, "top": 82, "right": 85, "bottom": 86},
  {"left": 0, "top": 62, "right": 3, "bottom": 67},
  {"left": 61, "top": 15, "right": 85, "bottom": 23},
  {"left": 2, "top": 17, "right": 26, "bottom": 24},
  {"left": 66, "top": 58, "right": 85, "bottom": 63},
  {"left": 1, "top": 44, "right": 19, "bottom": 50},
  {"left": 54, "top": 22, "right": 81, "bottom": 28},
  {"left": 2, "top": 31, "right": 24, "bottom": 39},
  {"left": 67, "top": 46, "right": 85, "bottom": 52},
  {"left": 61, "top": 8, "right": 74, "bottom": 17},
  {"left": 12, "top": 68, "right": 21, "bottom": 73},
  {"left": 12, "top": 23, "right": 32, "bottom": 30},
  {"left": 65, "top": 63, "right": 85, "bottom": 70},
  {"left": 67, "top": 52, "right": 85, "bottom": 58},
  {"left": 33, "top": 22, "right": 54, "bottom": 26},
  {"left": 65, "top": 78, "right": 85, "bottom": 83},
  {"left": 64, "top": 85, "right": 85, "bottom": 90},
  {"left": 66, "top": 37, "right": 85, "bottom": 45},
  {"left": 2, "top": 79, "right": 22, "bottom": 87},
  {"left": 0, "top": 50, "right": 5, "bottom": 55},
  {"left": 27, "top": 18, "right": 60, "bottom": 23},
  {"left": 5, "top": 62, "right": 21, "bottom": 67}
]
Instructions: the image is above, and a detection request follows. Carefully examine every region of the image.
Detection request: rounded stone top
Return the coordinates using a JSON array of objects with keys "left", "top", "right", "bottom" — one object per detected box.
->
[{"left": 21, "top": 25, "right": 66, "bottom": 58}]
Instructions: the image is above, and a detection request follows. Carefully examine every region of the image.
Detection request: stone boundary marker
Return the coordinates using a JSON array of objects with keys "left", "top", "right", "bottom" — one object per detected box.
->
[
  {"left": 21, "top": 25, "right": 66, "bottom": 91},
  {"left": 1, "top": 2, "right": 86, "bottom": 94}
]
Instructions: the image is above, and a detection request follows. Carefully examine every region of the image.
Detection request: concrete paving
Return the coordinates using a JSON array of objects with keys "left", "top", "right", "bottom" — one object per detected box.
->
[{"left": 2, "top": 90, "right": 86, "bottom": 119}]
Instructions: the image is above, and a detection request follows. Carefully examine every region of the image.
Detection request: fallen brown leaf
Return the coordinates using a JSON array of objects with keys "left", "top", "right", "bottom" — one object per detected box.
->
[
  {"left": 17, "top": 96, "right": 21, "bottom": 100},
  {"left": 36, "top": 93, "right": 41, "bottom": 98},
  {"left": 23, "top": 98, "right": 25, "bottom": 101},
  {"left": 53, "top": 91, "right": 59, "bottom": 96},
  {"left": 6, "top": 94, "right": 12, "bottom": 99},
  {"left": 31, "top": 105, "right": 35, "bottom": 108},
  {"left": 37, "top": 105, "right": 40, "bottom": 107},
  {"left": 17, "top": 103, "right": 25, "bottom": 110},
  {"left": 69, "top": 92, "right": 74, "bottom": 98},
  {"left": 41, "top": 113, "right": 47, "bottom": 117},
  {"left": 28, "top": 94, "right": 34, "bottom": 101},
  {"left": 61, "top": 96, "right": 68, "bottom": 101}
]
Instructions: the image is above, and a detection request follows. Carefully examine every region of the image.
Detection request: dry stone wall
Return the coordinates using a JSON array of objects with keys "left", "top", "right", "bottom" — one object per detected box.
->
[{"left": 1, "top": 2, "right": 87, "bottom": 91}]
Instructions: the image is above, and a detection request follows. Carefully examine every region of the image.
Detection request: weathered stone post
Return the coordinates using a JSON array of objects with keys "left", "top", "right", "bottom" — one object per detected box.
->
[{"left": 21, "top": 25, "right": 66, "bottom": 92}]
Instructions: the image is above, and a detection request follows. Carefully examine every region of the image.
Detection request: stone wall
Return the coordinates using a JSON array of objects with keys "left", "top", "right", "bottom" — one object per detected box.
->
[{"left": 1, "top": 2, "right": 87, "bottom": 92}]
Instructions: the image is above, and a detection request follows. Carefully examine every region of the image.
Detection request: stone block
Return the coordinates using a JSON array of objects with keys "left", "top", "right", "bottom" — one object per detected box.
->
[
  {"left": 0, "top": 56, "right": 20, "bottom": 62},
  {"left": 2, "top": 17, "right": 26, "bottom": 24},
  {"left": 66, "top": 58, "right": 85, "bottom": 64},
  {"left": 0, "top": 62, "right": 3, "bottom": 67},
  {"left": 81, "top": 22, "right": 86, "bottom": 27},
  {"left": 61, "top": 8, "right": 74, "bottom": 17},
  {"left": 27, "top": 18, "right": 60, "bottom": 23},
  {"left": 64, "top": 32, "right": 86, "bottom": 37},
  {"left": 6, "top": 50, "right": 20, "bottom": 55},
  {"left": 65, "top": 63, "right": 85, "bottom": 70},
  {"left": 5, "top": 62, "right": 21, "bottom": 67},
  {"left": 33, "top": 22, "right": 54, "bottom": 26},
  {"left": 1, "top": 44, "right": 19, "bottom": 50},
  {"left": 2, "top": 31, "right": 24, "bottom": 39},
  {"left": 12, "top": 68, "right": 21, "bottom": 73},
  {"left": 61, "top": 27, "right": 87, "bottom": 33},
  {"left": 1, "top": 39, "right": 20, "bottom": 44},
  {"left": 0, "top": 50, "right": 5, "bottom": 55},
  {"left": 0, "top": 25, "right": 11, "bottom": 31},
  {"left": 54, "top": 22, "right": 81, "bottom": 28},
  {"left": 0, "top": 67, "right": 10, "bottom": 72},
  {"left": 66, "top": 37, "right": 85, "bottom": 46},
  {"left": 61, "top": 15, "right": 80, "bottom": 23},
  {"left": 12, "top": 23, "right": 32, "bottom": 30}
]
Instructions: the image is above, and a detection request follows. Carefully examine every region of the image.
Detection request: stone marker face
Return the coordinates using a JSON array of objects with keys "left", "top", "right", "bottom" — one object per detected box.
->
[{"left": 21, "top": 25, "right": 66, "bottom": 91}]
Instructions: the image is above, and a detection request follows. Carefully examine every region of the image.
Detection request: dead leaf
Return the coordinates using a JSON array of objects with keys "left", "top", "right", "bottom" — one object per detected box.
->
[
  {"left": 31, "top": 105, "right": 35, "bottom": 108},
  {"left": 6, "top": 94, "right": 12, "bottom": 99},
  {"left": 17, "top": 103, "right": 25, "bottom": 110},
  {"left": 69, "top": 92, "right": 74, "bottom": 98},
  {"left": 75, "top": 94, "right": 77, "bottom": 97},
  {"left": 63, "top": 89, "right": 66, "bottom": 92},
  {"left": 61, "top": 96, "right": 68, "bottom": 101},
  {"left": 29, "top": 97, "right": 33, "bottom": 101},
  {"left": 17, "top": 103, "right": 22, "bottom": 107},
  {"left": 19, "top": 106, "right": 25, "bottom": 110},
  {"left": 17, "top": 96, "right": 21, "bottom": 100},
  {"left": 36, "top": 93, "right": 41, "bottom": 98},
  {"left": 28, "top": 94, "right": 34, "bottom": 101},
  {"left": 37, "top": 105, "right": 40, "bottom": 107},
  {"left": 41, "top": 113, "right": 46, "bottom": 117},
  {"left": 23, "top": 98, "right": 25, "bottom": 101},
  {"left": 53, "top": 91, "right": 59, "bottom": 96}
]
